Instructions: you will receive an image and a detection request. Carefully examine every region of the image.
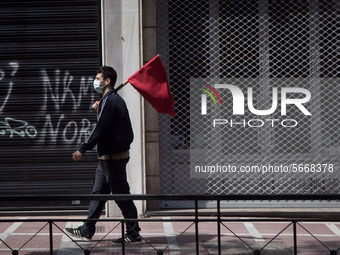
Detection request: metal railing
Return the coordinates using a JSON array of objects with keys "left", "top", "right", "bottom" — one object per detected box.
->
[{"left": 0, "top": 194, "right": 340, "bottom": 255}]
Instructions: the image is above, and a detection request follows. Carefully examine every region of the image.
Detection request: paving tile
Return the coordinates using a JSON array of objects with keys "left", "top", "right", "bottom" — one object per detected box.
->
[{"left": 204, "top": 240, "right": 290, "bottom": 255}]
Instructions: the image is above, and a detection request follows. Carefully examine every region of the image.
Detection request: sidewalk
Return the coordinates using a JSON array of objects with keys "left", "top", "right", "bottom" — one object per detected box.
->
[{"left": 0, "top": 215, "right": 339, "bottom": 254}]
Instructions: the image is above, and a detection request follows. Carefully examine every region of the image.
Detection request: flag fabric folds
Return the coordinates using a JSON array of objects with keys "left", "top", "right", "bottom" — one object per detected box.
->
[{"left": 128, "top": 55, "right": 176, "bottom": 117}]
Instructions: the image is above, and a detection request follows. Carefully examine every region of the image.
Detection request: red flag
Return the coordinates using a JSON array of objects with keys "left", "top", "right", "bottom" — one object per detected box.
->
[{"left": 128, "top": 55, "right": 176, "bottom": 117}]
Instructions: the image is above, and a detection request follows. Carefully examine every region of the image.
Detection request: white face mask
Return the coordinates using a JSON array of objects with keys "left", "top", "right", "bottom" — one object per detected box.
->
[{"left": 93, "top": 80, "right": 103, "bottom": 93}]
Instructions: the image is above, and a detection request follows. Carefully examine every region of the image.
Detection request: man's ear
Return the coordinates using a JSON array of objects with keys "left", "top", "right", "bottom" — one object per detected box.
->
[{"left": 106, "top": 78, "right": 111, "bottom": 86}]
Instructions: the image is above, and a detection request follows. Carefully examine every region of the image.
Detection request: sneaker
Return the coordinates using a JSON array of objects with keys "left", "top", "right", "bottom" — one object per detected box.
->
[
  {"left": 112, "top": 234, "right": 142, "bottom": 245},
  {"left": 64, "top": 227, "right": 92, "bottom": 242}
]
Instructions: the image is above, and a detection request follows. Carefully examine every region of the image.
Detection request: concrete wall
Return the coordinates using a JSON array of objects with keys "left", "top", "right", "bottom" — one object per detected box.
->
[
  {"left": 102, "top": 0, "right": 161, "bottom": 215},
  {"left": 142, "top": 0, "right": 161, "bottom": 210},
  {"left": 102, "top": 0, "right": 145, "bottom": 216}
]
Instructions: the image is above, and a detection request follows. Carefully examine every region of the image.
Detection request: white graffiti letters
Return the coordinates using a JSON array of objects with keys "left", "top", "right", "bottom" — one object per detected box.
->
[
  {"left": 0, "top": 117, "right": 37, "bottom": 138},
  {"left": 41, "top": 69, "right": 95, "bottom": 111},
  {"left": 1, "top": 63, "right": 96, "bottom": 145},
  {"left": 39, "top": 114, "right": 94, "bottom": 145},
  {"left": 0, "top": 62, "right": 19, "bottom": 112}
]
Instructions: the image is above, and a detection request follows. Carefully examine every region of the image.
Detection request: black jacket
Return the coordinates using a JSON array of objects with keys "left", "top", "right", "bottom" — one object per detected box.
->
[{"left": 79, "top": 89, "right": 133, "bottom": 157}]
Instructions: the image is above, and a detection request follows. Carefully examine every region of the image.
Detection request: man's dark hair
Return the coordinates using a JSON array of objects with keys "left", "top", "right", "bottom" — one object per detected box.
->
[{"left": 97, "top": 66, "right": 117, "bottom": 88}]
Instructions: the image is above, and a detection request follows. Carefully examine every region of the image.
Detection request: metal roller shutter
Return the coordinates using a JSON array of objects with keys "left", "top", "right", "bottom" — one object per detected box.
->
[{"left": 0, "top": 0, "right": 101, "bottom": 211}]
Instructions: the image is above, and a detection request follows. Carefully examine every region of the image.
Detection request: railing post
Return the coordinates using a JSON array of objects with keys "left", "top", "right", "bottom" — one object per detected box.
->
[
  {"left": 293, "top": 221, "right": 297, "bottom": 255},
  {"left": 49, "top": 221, "right": 53, "bottom": 255},
  {"left": 217, "top": 199, "right": 221, "bottom": 255},
  {"left": 195, "top": 199, "right": 199, "bottom": 255},
  {"left": 121, "top": 220, "right": 125, "bottom": 255}
]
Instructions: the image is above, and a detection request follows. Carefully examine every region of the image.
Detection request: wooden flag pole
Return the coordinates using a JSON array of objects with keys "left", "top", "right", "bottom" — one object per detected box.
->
[{"left": 115, "top": 80, "right": 129, "bottom": 91}]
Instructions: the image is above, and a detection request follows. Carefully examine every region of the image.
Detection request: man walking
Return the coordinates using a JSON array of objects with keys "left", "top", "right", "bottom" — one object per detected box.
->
[{"left": 65, "top": 66, "right": 141, "bottom": 244}]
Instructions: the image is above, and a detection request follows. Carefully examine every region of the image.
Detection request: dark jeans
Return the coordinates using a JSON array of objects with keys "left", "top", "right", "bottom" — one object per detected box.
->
[{"left": 81, "top": 158, "right": 141, "bottom": 238}]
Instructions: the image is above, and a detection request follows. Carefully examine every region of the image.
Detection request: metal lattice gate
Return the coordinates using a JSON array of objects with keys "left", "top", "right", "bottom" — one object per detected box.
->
[{"left": 157, "top": 0, "right": 339, "bottom": 208}]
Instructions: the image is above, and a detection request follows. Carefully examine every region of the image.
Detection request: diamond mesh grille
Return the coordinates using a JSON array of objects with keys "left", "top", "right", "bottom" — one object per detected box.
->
[{"left": 157, "top": 0, "right": 340, "bottom": 199}]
